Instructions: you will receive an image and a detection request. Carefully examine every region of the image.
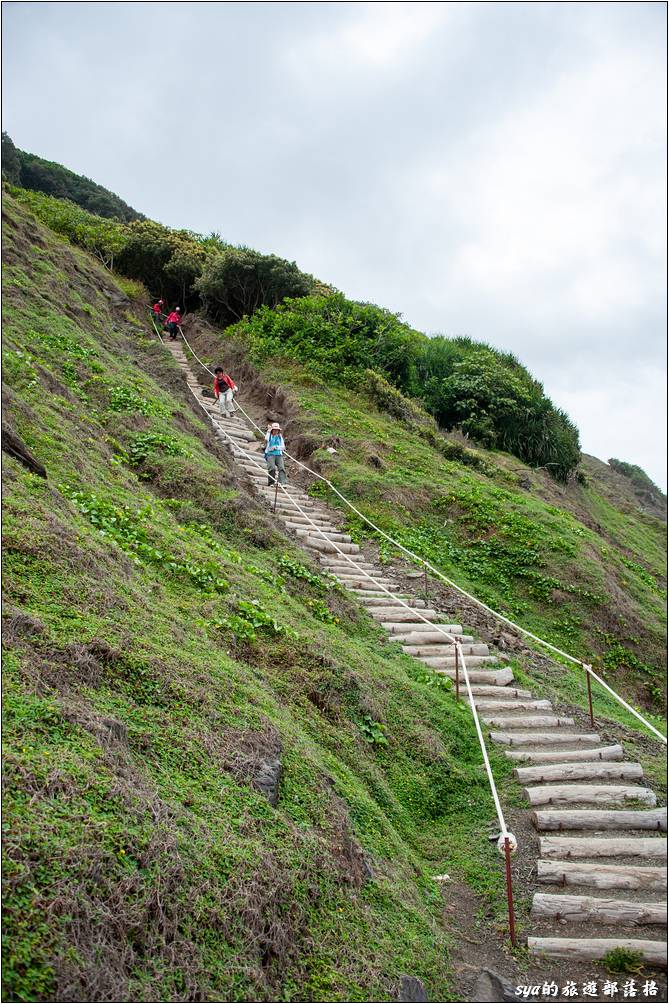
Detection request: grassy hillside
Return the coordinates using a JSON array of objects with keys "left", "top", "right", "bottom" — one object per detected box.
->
[
  {"left": 1, "top": 194, "right": 530, "bottom": 1002},
  {"left": 187, "top": 325, "right": 667, "bottom": 716}
]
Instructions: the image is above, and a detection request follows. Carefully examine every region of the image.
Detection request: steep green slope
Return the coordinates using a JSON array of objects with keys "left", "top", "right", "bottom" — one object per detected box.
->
[
  {"left": 2, "top": 195, "right": 521, "bottom": 1001},
  {"left": 186, "top": 325, "right": 667, "bottom": 715}
]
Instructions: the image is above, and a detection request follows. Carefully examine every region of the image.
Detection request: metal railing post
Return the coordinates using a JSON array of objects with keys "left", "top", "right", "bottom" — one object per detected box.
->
[
  {"left": 273, "top": 475, "right": 279, "bottom": 513},
  {"left": 454, "top": 644, "right": 460, "bottom": 702},
  {"left": 504, "top": 836, "right": 517, "bottom": 947}
]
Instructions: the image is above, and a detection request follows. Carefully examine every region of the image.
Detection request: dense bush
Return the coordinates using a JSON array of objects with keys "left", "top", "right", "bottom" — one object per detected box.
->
[
  {"left": 195, "top": 247, "right": 316, "bottom": 326},
  {"left": 238, "top": 294, "right": 581, "bottom": 479},
  {"left": 116, "top": 220, "right": 212, "bottom": 308},
  {"left": 1, "top": 132, "right": 21, "bottom": 184},
  {"left": 240, "top": 293, "right": 423, "bottom": 387},
  {"left": 608, "top": 459, "right": 665, "bottom": 499},
  {"left": 2, "top": 134, "right": 142, "bottom": 221},
  {"left": 9, "top": 187, "right": 127, "bottom": 270}
]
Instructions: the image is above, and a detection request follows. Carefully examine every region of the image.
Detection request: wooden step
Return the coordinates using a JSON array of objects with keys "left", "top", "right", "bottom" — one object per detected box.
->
[
  {"left": 533, "top": 808, "right": 667, "bottom": 832},
  {"left": 403, "top": 642, "right": 488, "bottom": 658},
  {"left": 514, "top": 762, "right": 644, "bottom": 785},
  {"left": 304, "top": 538, "right": 360, "bottom": 554},
  {"left": 370, "top": 608, "right": 440, "bottom": 621},
  {"left": 294, "top": 528, "right": 352, "bottom": 542},
  {"left": 475, "top": 699, "right": 551, "bottom": 712},
  {"left": 539, "top": 836, "right": 668, "bottom": 860},
  {"left": 403, "top": 644, "right": 490, "bottom": 657},
  {"left": 382, "top": 622, "right": 463, "bottom": 635},
  {"left": 354, "top": 594, "right": 416, "bottom": 605},
  {"left": 525, "top": 784, "right": 656, "bottom": 808},
  {"left": 528, "top": 936, "right": 667, "bottom": 967},
  {"left": 470, "top": 685, "right": 532, "bottom": 699},
  {"left": 419, "top": 656, "right": 498, "bottom": 669},
  {"left": 505, "top": 744, "right": 623, "bottom": 764},
  {"left": 537, "top": 858, "right": 667, "bottom": 891},
  {"left": 491, "top": 731, "right": 601, "bottom": 747},
  {"left": 532, "top": 892, "right": 666, "bottom": 926},
  {"left": 435, "top": 667, "right": 515, "bottom": 686},
  {"left": 482, "top": 715, "right": 575, "bottom": 729}
]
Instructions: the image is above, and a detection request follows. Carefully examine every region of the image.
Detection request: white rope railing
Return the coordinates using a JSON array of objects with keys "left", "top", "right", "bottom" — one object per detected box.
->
[
  {"left": 154, "top": 313, "right": 666, "bottom": 747},
  {"left": 584, "top": 664, "right": 667, "bottom": 744},
  {"left": 154, "top": 314, "right": 523, "bottom": 938}
]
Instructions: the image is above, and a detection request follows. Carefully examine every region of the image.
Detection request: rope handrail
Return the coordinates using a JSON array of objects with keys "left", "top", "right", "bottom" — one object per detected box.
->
[
  {"left": 152, "top": 314, "right": 511, "bottom": 834},
  {"left": 158, "top": 315, "right": 666, "bottom": 746}
]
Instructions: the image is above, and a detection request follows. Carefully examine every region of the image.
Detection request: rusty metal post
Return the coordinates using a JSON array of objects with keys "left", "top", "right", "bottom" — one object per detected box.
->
[
  {"left": 454, "top": 644, "right": 460, "bottom": 702},
  {"left": 504, "top": 836, "right": 517, "bottom": 947},
  {"left": 585, "top": 664, "right": 595, "bottom": 728},
  {"left": 423, "top": 565, "right": 428, "bottom": 599}
]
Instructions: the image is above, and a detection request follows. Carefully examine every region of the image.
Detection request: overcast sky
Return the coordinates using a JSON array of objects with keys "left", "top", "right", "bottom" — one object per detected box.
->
[{"left": 3, "top": 2, "right": 667, "bottom": 488}]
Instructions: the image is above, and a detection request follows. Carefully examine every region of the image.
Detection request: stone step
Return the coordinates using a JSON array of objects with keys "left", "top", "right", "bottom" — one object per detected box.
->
[
  {"left": 434, "top": 667, "right": 515, "bottom": 686},
  {"left": 402, "top": 643, "right": 490, "bottom": 657},
  {"left": 524, "top": 784, "right": 656, "bottom": 808},
  {"left": 304, "top": 538, "right": 360, "bottom": 554},
  {"left": 475, "top": 699, "right": 552, "bottom": 712},
  {"left": 279, "top": 515, "right": 337, "bottom": 528},
  {"left": 338, "top": 578, "right": 401, "bottom": 591},
  {"left": 382, "top": 622, "right": 464, "bottom": 635},
  {"left": 505, "top": 744, "right": 624, "bottom": 764},
  {"left": 418, "top": 655, "right": 499, "bottom": 669},
  {"left": 355, "top": 594, "right": 421, "bottom": 606},
  {"left": 259, "top": 486, "right": 306, "bottom": 497},
  {"left": 532, "top": 808, "right": 667, "bottom": 832},
  {"left": 491, "top": 732, "right": 602, "bottom": 747},
  {"left": 292, "top": 527, "right": 352, "bottom": 543},
  {"left": 405, "top": 643, "right": 490, "bottom": 658},
  {"left": 539, "top": 836, "right": 668, "bottom": 860},
  {"left": 369, "top": 609, "right": 445, "bottom": 623},
  {"left": 481, "top": 715, "right": 575, "bottom": 729},
  {"left": 339, "top": 578, "right": 395, "bottom": 586},
  {"left": 329, "top": 568, "right": 382, "bottom": 578},
  {"left": 470, "top": 685, "right": 532, "bottom": 699},
  {"left": 536, "top": 858, "right": 666, "bottom": 891},
  {"left": 390, "top": 630, "right": 473, "bottom": 645},
  {"left": 532, "top": 893, "right": 666, "bottom": 927},
  {"left": 514, "top": 762, "right": 644, "bottom": 785}
]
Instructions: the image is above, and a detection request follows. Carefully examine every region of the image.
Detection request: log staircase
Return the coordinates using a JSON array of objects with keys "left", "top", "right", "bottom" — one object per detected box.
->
[{"left": 167, "top": 339, "right": 668, "bottom": 972}]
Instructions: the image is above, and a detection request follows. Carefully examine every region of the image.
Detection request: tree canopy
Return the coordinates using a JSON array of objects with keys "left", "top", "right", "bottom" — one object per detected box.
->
[{"left": 2, "top": 134, "right": 143, "bottom": 221}]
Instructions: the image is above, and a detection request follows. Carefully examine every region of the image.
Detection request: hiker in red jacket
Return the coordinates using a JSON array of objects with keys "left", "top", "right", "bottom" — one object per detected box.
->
[
  {"left": 165, "top": 308, "right": 182, "bottom": 340},
  {"left": 151, "top": 300, "right": 165, "bottom": 330},
  {"left": 213, "top": 367, "right": 238, "bottom": 418}
]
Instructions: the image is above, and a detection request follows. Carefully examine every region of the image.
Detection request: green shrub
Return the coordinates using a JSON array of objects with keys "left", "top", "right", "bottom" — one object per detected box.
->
[
  {"left": 10, "top": 187, "right": 127, "bottom": 269},
  {"left": 608, "top": 458, "right": 665, "bottom": 499},
  {"left": 237, "top": 295, "right": 581, "bottom": 480},
  {"left": 195, "top": 247, "right": 315, "bottom": 327}
]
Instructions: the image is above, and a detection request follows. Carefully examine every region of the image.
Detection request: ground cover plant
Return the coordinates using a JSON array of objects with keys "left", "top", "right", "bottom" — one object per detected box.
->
[{"left": 2, "top": 193, "right": 525, "bottom": 1002}]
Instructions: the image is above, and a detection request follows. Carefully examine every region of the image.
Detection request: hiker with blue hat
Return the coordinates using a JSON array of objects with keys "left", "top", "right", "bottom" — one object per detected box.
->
[{"left": 265, "top": 422, "right": 287, "bottom": 487}]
